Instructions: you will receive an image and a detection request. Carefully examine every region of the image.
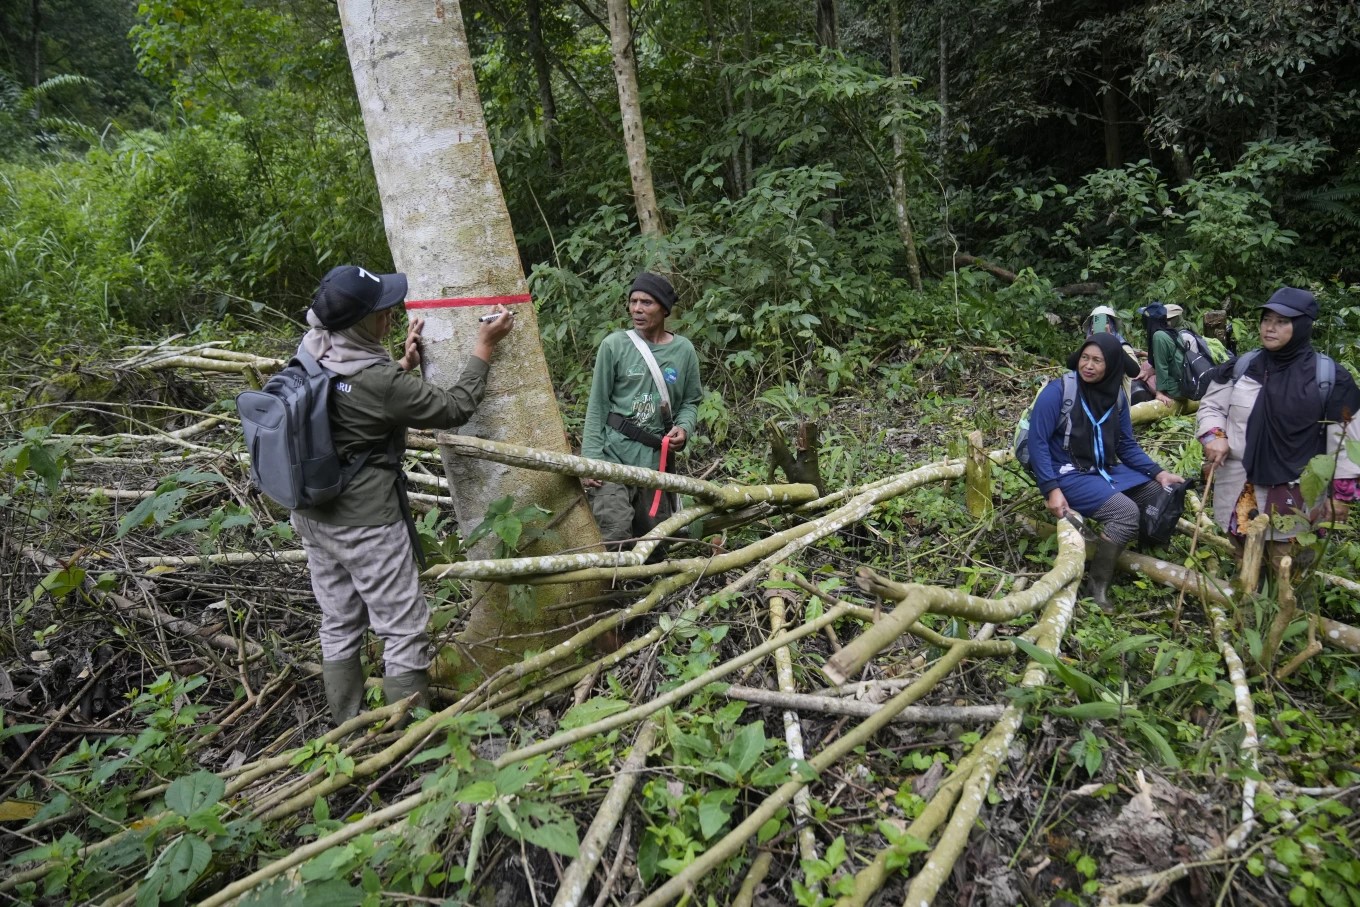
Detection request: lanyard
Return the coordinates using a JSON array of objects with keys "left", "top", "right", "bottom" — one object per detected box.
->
[
  {"left": 1080, "top": 398, "right": 1115, "bottom": 484},
  {"left": 649, "top": 435, "right": 671, "bottom": 518}
]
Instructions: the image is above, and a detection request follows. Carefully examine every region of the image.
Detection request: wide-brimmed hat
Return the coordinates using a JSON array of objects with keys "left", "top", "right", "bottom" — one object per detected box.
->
[{"left": 311, "top": 265, "right": 408, "bottom": 330}]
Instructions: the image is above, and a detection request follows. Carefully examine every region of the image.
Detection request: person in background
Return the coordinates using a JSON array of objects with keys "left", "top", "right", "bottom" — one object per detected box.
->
[
  {"left": 1028, "top": 333, "right": 1185, "bottom": 611},
  {"left": 294, "top": 265, "right": 514, "bottom": 724},
  {"left": 1139, "top": 302, "right": 1187, "bottom": 407},
  {"left": 1197, "top": 287, "right": 1360, "bottom": 568},
  {"left": 581, "top": 272, "right": 703, "bottom": 547},
  {"left": 1083, "top": 304, "right": 1153, "bottom": 405}
]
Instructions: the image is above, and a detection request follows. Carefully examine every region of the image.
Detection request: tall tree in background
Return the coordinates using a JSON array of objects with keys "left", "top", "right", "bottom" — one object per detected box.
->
[
  {"left": 525, "top": 0, "right": 561, "bottom": 171},
  {"left": 606, "top": 0, "right": 664, "bottom": 236},
  {"left": 888, "top": 0, "right": 923, "bottom": 290},
  {"left": 337, "top": 0, "right": 604, "bottom": 675}
]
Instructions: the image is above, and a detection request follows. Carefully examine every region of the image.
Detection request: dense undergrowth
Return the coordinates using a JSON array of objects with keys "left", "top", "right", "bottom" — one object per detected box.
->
[
  {"left": 5, "top": 0, "right": 1360, "bottom": 902},
  {"left": 2, "top": 314, "right": 1359, "bottom": 904}
]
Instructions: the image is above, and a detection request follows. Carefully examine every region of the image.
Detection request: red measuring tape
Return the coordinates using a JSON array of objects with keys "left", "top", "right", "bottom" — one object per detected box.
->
[
  {"left": 648, "top": 435, "right": 670, "bottom": 518},
  {"left": 404, "top": 292, "right": 531, "bottom": 311}
]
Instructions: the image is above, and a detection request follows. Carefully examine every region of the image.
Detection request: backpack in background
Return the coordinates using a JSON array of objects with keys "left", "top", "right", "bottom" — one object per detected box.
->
[
  {"left": 1175, "top": 328, "right": 1227, "bottom": 401},
  {"left": 236, "top": 350, "right": 371, "bottom": 510},
  {"left": 1014, "top": 373, "right": 1079, "bottom": 477}
]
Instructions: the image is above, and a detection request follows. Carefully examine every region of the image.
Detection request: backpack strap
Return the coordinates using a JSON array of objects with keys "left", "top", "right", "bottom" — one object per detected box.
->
[
  {"left": 625, "top": 330, "right": 674, "bottom": 428},
  {"left": 1232, "top": 349, "right": 1259, "bottom": 381},
  {"left": 1316, "top": 354, "right": 1335, "bottom": 403},
  {"left": 1058, "top": 372, "right": 1078, "bottom": 451}
]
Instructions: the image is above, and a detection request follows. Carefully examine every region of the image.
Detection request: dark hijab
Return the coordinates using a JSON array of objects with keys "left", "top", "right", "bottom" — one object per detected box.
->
[
  {"left": 1242, "top": 299, "right": 1360, "bottom": 485},
  {"left": 1140, "top": 304, "right": 1174, "bottom": 353},
  {"left": 1065, "top": 333, "right": 1138, "bottom": 470}
]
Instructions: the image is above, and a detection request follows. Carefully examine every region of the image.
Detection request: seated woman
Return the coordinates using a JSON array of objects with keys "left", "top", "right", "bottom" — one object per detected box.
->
[
  {"left": 1028, "top": 333, "right": 1185, "bottom": 610},
  {"left": 1139, "top": 302, "right": 1187, "bottom": 407},
  {"left": 1198, "top": 287, "right": 1360, "bottom": 569}
]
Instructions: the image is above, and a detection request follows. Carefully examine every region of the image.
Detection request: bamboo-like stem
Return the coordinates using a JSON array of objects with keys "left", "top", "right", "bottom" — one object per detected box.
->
[
  {"left": 552, "top": 720, "right": 657, "bottom": 907},
  {"left": 826, "top": 519, "right": 1084, "bottom": 682},
  {"left": 436, "top": 433, "right": 817, "bottom": 507},
  {"left": 1276, "top": 613, "right": 1322, "bottom": 681},
  {"left": 636, "top": 641, "right": 979, "bottom": 907},
  {"left": 136, "top": 550, "right": 309, "bottom": 567},
  {"left": 1237, "top": 514, "right": 1271, "bottom": 596},
  {"left": 963, "top": 430, "right": 992, "bottom": 518},
  {"left": 1172, "top": 465, "right": 1215, "bottom": 626},
  {"left": 899, "top": 581, "right": 1079, "bottom": 905},
  {"left": 725, "top": 686, "right": 1004, "bottom": 724},
  {"left": 767, "top": 569, "right": 818, "bottom": 867},
  {"left": 731, "top": 850, "right": 773, "bottom": 907},
  {"left": 1261, "top": 555, "right": 1295, "bottom": 671}
]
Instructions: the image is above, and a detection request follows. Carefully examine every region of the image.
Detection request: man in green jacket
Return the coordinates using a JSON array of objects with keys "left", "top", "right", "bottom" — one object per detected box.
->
[
  {"left": 581, "top": 272, "right": 703, "bottom": 546},
  {"left": 294, "top": 264, "right": 514, "bottom": 724}
]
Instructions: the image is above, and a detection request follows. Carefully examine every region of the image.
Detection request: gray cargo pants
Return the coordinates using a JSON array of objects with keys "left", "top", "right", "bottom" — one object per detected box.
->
[
  {"left": 292, "top": 513, "right": 430, "bottom": 674},
  {"left": 588, "top": 481, "right": 676, "bottom": 546}
]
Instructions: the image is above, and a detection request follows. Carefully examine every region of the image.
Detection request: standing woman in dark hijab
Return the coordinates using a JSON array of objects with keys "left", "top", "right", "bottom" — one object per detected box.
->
[
  {"left": 1197, "top": 288, "right": 1360, "bottom": 562},
  {"left": 1028, "top": 332, "right": 1185, "bottom": 610}
]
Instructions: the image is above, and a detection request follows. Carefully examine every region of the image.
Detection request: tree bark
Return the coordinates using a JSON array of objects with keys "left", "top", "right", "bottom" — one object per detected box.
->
[
  {"left": 937, "top": 12, "right": 948, "bottom": 182},
  {"left": 526, "top": 0, "right": 561, "bottom": 171},
  {"left": 30, "top": 0, "right": 41, "bottom": 119},
  {"left": 606, "top": 0, "right": 664, "bottom": 237},
  {"left": 888, "top": 0, "right": 923, "bottom": 291},
  {"left": 815, "top": 0, "right": 836, "bottom": 49},
  {"left": 337, "top": 0, "right": 603, "bottom": 676}
]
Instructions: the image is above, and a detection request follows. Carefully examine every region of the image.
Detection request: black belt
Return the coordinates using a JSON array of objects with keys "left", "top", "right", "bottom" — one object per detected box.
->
[{"left": 607, "top": 412, "right": 664, "bottom": 450}]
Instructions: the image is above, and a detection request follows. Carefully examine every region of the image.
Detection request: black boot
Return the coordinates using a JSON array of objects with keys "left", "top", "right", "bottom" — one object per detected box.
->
[
  {"left": 322, "top": 656, "right": 366, "bottom": 726},
  {"left": 1086, "top": 537, "right": 1125, "bottom": 613}
]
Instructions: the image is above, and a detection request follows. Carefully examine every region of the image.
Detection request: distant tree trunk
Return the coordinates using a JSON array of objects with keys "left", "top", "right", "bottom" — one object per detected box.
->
[
  {"left": 337, "top": 0, "right": 603, "bottom": 676},
  {"left": 606, "top": 0, "right": 664, "bottom": 237},
  {"left": 701, "top": 0, "right": 742, "bottom": 197},
  {"left": 937, "top": 14, "right": 948, "bottom": 179},
  {"left": 1100, "top": 47, "right": 1122, "bottom": 169},
  {"left": 888, "top": 0, "right": 923, "bottom": 291},
  {"left": 30, "top": 0, "right": 41, "bottom": 119},
  {"left": 526, "top": 0, "right": 561, "bottom": 171},
  {"left": 815, "top": 0, "right": 837, "bottom": 49}
]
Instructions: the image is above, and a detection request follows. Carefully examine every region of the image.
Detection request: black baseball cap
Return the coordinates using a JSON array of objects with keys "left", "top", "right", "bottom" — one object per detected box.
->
[
  {"left": 1259, "top": 286, "right": 1318, "bottom": 320},
  {"left": 310, "top": 265, "right": 408, "bottom": 330}
]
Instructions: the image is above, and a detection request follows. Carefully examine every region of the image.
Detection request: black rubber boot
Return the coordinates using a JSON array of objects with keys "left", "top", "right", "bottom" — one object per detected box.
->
[
  {"left": 322, "top": 656, "right": 366, "bottom": 726},
  {"left": 383, "top": 669, "right": 430, "bottom": 715},
  {"left": 1086, "top": 537, "right": 1125, "bottom": 613}
]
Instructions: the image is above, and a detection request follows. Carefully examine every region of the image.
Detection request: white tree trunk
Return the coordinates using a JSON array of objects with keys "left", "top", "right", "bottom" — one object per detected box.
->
[
  {"left": 606, "top": 0, "right": 664, "bottom": 236},
  {"left": 338, "top": 0, "right": 602, "bottom": 675}
]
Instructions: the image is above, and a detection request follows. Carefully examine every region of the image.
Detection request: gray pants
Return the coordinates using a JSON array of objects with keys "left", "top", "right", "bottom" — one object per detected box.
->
[
  {"left": 588, "top": 481, "right": 675, "bottom": 546},
  {"left": 292, "top": 513, "right": 429, "bottom": 674},
  {"left": 1090, "top": 481, "right": 1164, "bottom": 546}
]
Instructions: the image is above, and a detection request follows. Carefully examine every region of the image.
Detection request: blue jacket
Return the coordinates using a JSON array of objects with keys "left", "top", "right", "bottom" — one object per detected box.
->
[{"left": 1027, "top": 378, "right": 1164, "bottom": 515}]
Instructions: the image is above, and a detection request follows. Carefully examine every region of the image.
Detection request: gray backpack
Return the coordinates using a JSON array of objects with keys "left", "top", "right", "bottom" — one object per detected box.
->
[
  {"left": 236, "top": 349, "right": 371, "bottom": 510},
  {"left": 1231, "top": 350, "right": 1335, "bottom": 407}
]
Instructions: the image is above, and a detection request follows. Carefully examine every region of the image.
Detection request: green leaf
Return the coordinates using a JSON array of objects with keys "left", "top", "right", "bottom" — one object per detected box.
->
[
  {"left": 1132, "top": 719, "right": 1181, "bottom": 768},
  {"left": 727, "top": 721, "right": 766, "bottom": 777},
  {"left": 559, "top": 697, "right": 630, "bottom": 731},
  {"left": 698, "top": 790, "right": 734, "bottom": 840},
  {"left": 454, "top": 781, "right": 497, "bottom": 803},
  {"left": 1052, "top": 701, "right": 1126, "bottom": 721},
  {"left": 1140, "top": 674, "right": 1198, "bottom": 697},
  {"left": 148, "top": 834, "right": 211, "bottom": 901}
]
